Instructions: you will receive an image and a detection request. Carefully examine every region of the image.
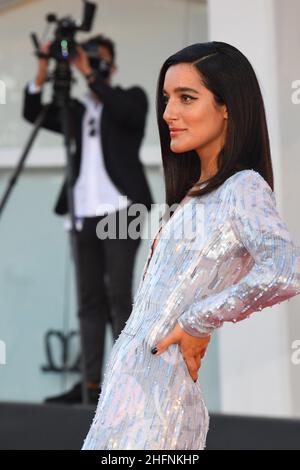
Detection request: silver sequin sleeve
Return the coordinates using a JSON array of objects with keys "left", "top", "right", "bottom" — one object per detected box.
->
[{"left": 177, "top": 172, "right": 300, "bottom": 337}]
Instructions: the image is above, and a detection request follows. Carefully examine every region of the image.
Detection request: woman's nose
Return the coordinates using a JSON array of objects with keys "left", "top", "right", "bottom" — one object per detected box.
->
[{"left": 163, "top": 100, "right": 179, "bottom": 123}]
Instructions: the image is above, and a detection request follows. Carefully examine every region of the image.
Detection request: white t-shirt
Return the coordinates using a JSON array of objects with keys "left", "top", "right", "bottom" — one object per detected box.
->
[{"left": 74, "top": 92, "right": 131, "bottom": 217}]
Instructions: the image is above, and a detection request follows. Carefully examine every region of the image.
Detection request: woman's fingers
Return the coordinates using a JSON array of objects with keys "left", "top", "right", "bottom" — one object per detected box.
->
[
  {"left": 152, "top": 325, "right": 210, "bottom": 382},
  {"left": 184, "top": 347, "right": 208, "bottom": 381},
  {"left": 151, "top": 323, "right": 183, "bottom": 356},
  {"left": 195, "top": 354, "right": 201, "bottom": 370},
  {"left": 185, "top": 356, "right": 199, "bottom": 382}
]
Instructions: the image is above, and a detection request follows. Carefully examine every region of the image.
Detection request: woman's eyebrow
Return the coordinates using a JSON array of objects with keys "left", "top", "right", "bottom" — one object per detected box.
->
[{"left": 163, "top": 87, "right": 200, "bottom": 94}]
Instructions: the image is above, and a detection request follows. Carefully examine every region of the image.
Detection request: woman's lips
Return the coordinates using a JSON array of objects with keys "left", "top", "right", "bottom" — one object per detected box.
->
[{"left": 170, "top": 129, "right": 186, "bottom": 137}]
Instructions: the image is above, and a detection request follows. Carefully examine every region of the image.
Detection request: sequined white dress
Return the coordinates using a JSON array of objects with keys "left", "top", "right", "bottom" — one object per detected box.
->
[{"left": 82, "top": 169, "right": 300, "bottom": 450}]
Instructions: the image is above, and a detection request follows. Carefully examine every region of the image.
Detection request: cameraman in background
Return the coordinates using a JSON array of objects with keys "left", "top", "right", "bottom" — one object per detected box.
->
[{"left": 23, "top": 34, "right": 153, "bottom": 404}]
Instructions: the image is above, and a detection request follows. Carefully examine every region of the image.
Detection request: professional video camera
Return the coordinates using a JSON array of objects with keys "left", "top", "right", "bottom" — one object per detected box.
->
[
  {"left": 32, "top": 0, "right": 96, "bottom": 61},
  {"left": 31, "top": 0, "right": 97, "bottom": 101}
]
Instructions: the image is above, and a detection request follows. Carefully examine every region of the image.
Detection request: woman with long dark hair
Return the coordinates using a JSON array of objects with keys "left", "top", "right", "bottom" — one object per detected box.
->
[{"left": 82, "top": 42, "right": 300, "bottom": 450}]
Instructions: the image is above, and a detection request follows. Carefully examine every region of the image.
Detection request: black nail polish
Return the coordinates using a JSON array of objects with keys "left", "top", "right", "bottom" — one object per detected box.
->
[
  {"left": 194, "top": 379, "right": 197, "bottom": 383},
  {"left": 151, "top": 347, "right": 158, "bottom": 355}
]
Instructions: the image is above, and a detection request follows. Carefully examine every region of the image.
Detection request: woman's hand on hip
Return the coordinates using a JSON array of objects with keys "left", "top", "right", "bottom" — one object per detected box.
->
[{"left": 151, "top": 323, "right": 210, "bottom": 382}]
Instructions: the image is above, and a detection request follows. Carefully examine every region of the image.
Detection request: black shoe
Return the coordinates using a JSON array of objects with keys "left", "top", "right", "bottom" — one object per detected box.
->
[{"left": 44, "top": 381, "right": 100, "bottom": 405}]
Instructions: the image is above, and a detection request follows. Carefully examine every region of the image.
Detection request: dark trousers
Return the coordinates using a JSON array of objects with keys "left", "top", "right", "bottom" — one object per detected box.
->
[{"left": 76, "top": 205, "right": 142, "bottom": 385}]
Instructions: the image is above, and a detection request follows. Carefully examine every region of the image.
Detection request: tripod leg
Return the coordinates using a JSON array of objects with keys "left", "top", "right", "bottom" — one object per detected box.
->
[
  {"left": 60, "top": 103, "right": 90, "bottom": 406},
  {"left": 0, "top": 106, "right": 50, "bottom": 217}
]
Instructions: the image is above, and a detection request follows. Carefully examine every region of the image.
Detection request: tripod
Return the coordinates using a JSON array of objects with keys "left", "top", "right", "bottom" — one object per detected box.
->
[{"left": 0, "top": 60, "right": 90, "bottom": 405}]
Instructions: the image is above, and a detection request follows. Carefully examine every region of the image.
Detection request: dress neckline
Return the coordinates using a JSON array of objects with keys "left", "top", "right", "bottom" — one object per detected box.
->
[
  {"left": 141, "top": 195, "right": 194, "bottom": 283},
  {"left": 141, "top": 181, "right": 209, "bottom": 283}
]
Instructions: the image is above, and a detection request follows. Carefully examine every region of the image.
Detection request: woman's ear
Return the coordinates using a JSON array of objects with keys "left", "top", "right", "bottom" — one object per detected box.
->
[{"left": 223, "top": 105, "right": 228, "bottom": 120}]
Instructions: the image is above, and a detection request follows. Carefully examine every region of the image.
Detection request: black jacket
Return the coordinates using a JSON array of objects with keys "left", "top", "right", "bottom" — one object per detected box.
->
[{"left": 23, "top": 74, "right": 154, "bottom": 215}]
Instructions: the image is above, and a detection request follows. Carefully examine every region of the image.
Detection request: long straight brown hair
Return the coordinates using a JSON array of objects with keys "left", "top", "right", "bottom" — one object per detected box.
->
[{"left": 156, "top": 41, "right": 274, "bottom": 208}]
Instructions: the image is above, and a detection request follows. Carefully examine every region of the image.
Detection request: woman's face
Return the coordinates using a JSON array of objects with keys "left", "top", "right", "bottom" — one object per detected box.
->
[{"left": 162, "top": 63, "right": 228, "bottom": 156}]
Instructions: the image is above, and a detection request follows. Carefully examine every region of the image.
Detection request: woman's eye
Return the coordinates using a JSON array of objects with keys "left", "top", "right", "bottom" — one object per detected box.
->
[
  {"left": 181, "top": 94, "right": 194, "bottom": 103},
  {"left": 162, "top": 94, "right": 195, "bottom": 104}
]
